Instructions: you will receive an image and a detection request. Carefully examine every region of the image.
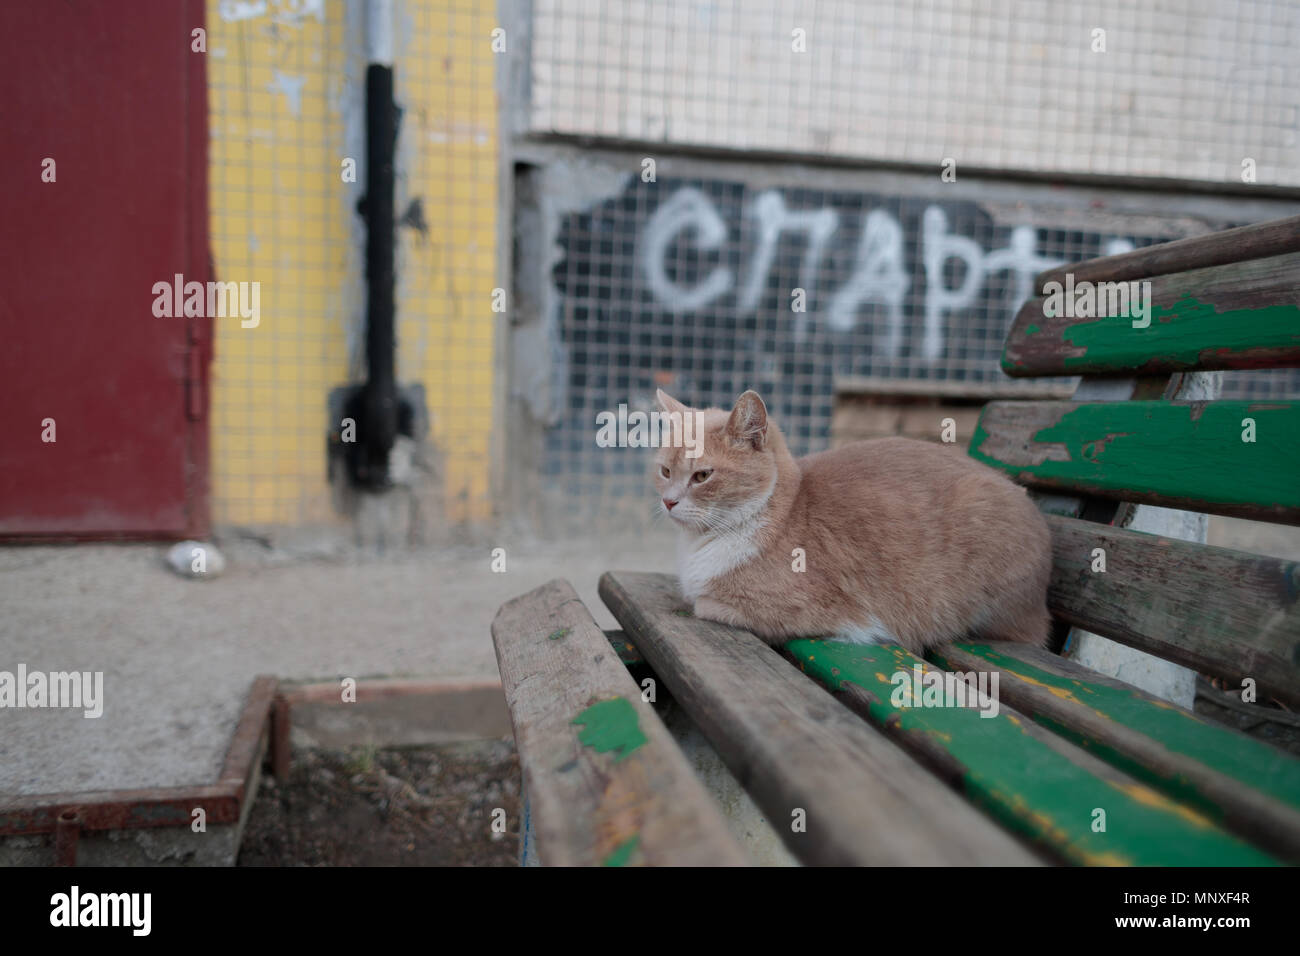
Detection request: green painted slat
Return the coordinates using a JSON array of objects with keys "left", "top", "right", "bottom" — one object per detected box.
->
[
  {"left": 786, "top": 639, "right": 1280, "bottom": 866},
  {"left": 601, "top": 571, "right": 1041, "bottom": 865},
  {"left": 969, "top": 400, "right": 1300, "bottom": 523},
  {"left": 929, "top": 643, "right": 1300, "bottom": 822},
  {"left": 1003, "top": 250, "right": 1300, "bottom": 377}
]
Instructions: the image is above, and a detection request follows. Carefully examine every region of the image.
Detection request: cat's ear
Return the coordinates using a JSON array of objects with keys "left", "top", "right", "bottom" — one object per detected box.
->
[
  {"left": 656, "top": 389, "right": 687, "bottom": 415},
  {"left": 725, "top": 390, "right": 768, "bottom": 450}
]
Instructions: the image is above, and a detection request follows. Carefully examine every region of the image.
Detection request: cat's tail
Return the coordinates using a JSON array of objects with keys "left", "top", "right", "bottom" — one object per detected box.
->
[{"left": 980, "top": 591, "right": 1051, "bottom": 648}]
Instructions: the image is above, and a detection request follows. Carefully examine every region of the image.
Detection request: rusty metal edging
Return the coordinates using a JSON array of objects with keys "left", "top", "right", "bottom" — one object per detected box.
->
[{"left": 0, "top": 675, "right": 279, "bottom": 848}]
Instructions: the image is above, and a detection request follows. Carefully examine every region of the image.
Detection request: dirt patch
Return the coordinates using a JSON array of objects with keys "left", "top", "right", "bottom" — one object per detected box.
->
[{"left": 237, "top": 739, "right": 522, "bottom": 866}]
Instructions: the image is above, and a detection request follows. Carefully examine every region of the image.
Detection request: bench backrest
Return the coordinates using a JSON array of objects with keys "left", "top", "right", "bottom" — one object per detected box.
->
[{"left": 969, "top": 214, "right": 1300, "bottom": 708}]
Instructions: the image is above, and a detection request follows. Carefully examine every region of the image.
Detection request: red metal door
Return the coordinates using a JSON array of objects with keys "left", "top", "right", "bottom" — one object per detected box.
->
[{"left": 0, "top": 1, "right": 211, "bottom": 537}]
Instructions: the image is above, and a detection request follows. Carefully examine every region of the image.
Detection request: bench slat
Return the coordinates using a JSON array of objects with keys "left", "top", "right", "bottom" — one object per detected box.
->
[
  {"left": 1034, "top": 215, "right": 1300, "bottom": 289},
  {"left": 490, "top": 578, "right": 748, "bottom": 866},
  {"left": 929, "top": 642, "right": 1300, "bottom": 861},
  {"left": 786, "top": 639, "right": 1280, "bottom": 865},
  {"left": 599, "top": 571, "right": 1042, "bottom": 866},
  {"left": 1043, "top": 514, "right": 1300, "bottom": 709},
  {"left": 971, "top": 400, "right": 1300, "bottom": 524},
  {"left": 1005, "top": 251, "right": 1300, "bottom": 377}
]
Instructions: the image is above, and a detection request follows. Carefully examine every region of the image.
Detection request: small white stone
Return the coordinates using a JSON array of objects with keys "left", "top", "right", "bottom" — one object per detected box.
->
[{"left": 166, "top": 540, "right": 226, "bottom": 580}]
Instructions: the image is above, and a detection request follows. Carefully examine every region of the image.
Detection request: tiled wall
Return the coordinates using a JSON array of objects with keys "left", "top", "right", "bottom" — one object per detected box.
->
[
  {"left": 531, "top": 0, "right": 1300, "bottom": 188},
  {"left": 205, "top": 0, "right": 498, "bottom": 528}
]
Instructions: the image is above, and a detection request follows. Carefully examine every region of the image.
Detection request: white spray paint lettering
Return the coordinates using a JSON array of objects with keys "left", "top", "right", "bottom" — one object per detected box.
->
[
  {"left": 640, "top": 188, "right": 732, "bottom": 312},
  {"left": 641, "top": 187, "right": 1082, "bottom": 359},
  {"left": 738, "top": 191, "right": 838, "bottom": 340},
  {"left": 827, "top": 209, "right": 908, "bottom": 351}
]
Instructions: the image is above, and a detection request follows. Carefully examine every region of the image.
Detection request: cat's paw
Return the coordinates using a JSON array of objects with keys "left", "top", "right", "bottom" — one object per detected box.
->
[{"left": 693, "top": 596, "right": 743, "bottom": 627}]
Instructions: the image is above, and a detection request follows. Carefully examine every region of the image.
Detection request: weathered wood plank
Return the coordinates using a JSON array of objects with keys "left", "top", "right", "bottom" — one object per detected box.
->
[
  {"left": 490, "top": 578, "right": 748, "bottom": 866},
  {"left": 1035, "top": 215, "right": 1300, "bottom": 289},
  {"left": 1006, "top": 251, "right": 1300, "bottom": 377},
  {"left": 786, "top": 639, "right": 1280, "bottom": 865},
  {"left": 598, "top": 571, "right": 1042, "bottom": 866},
  {"left": 970, "top": 400, "right": 1300, "bottom": 524},
  {"left": 1042, "top": 514, "right": 1300, "bottom": 709},
  {"left": 929, "top": 641, "right": 1300, "bottom": 861},
  {"left": 835, "top": 375, "right": 1075, "bottom": 400}
]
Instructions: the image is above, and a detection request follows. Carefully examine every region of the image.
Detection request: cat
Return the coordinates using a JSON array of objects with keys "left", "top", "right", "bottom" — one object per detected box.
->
[{"left": 652, "top": 389, "right": 1052, "bottom": 653}]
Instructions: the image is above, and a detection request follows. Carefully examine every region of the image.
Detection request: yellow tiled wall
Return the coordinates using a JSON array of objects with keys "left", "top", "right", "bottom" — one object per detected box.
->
[{"left": 206, "top": 0, "right": 497, "bottom": 527}]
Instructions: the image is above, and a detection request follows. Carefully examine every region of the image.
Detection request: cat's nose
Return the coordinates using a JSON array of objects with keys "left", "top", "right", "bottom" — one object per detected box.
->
[{"left": 663, "top": 498, "right": 678, "bottom": 511}]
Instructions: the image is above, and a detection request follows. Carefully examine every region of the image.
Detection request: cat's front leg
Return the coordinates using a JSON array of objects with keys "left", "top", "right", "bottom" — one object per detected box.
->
[{"left": 693, "top": 596, "right": 745, "bottom": 628}]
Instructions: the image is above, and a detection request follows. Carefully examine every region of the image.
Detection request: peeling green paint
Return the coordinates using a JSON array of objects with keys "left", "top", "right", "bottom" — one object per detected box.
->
[
  {"left": 787, "top": 638, "right": 1280, "bottom": 865},
  {"left": 967, "top": 413, "right": 993, "bottom": 459},
  {"left": 1055, "top": 297, "right": 1300, "bottom": 374},
  {"left": 1024, "top": 323, "right": 1040, "bottom": 336},
  {"left": 602, "top": 835, "right": 639, "bottom": 866},
  {"left": 932, "top": 643, "right": 1300, "bottom": 815},
  {"left": 573, "top": 697, "right": 647, "bottom": 763},
  {"left": 970, "top": 400, "right": 1300, "bottom": 511},
  {"left": 547, "top": 628, "right": 570, "bottom": 641}
]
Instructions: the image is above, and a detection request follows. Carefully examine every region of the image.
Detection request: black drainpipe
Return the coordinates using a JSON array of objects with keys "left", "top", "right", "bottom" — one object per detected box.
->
[{"left": 347, "top": 1, "right": 399, "bottom": 487}]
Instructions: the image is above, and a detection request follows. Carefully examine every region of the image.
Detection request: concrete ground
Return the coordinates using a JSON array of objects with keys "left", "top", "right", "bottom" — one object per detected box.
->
[
  {"left": 2, "top": 514, "right": 1296, "bottom": 801},
  {"left": 0, "top": 525, "right": 676, "bottom": 797}
]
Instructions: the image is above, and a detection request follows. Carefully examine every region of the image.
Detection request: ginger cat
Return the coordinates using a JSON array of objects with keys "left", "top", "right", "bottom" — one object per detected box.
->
[{"left": 653, "top": 389, "right": 1052, "bottom": 652}]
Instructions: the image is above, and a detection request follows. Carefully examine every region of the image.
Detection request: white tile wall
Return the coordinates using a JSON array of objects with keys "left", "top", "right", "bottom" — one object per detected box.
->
[{"left": 530, "top": 0, "right": 1300, "bottom": 187}]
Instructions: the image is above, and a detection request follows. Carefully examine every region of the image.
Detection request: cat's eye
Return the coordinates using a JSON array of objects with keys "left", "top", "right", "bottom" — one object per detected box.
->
[
  {"left": 659, "top": 465, "right": 670, "bottom": 479},
  {"left": 691, "top": 469, "right": 713, "bottom": 484}
]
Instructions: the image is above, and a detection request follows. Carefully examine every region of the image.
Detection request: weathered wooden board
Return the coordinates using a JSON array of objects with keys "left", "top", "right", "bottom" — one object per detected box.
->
[
  {"left": 1042, "top": 514, "right": 1300, "bottom": 709},
  {"left": 1006, "top": 251, "right": 1300, "bottom": 377},
  {"left": 970, "top": 400, "right": 1300, "bottom": 524},
  {"left": 929, "top": 641, "right": 1300, "bottom": 861},
  {"left": 598, "top": 571, "right": 1042, "bottom": 866},
  {"left": 835, "top": 375, "right": 1075, "bottom": 400},
  {"left": 786, "top": 639, "right": 1280, "bottom": 865},
  {"left": 490, "top": 578, "right": 748, "bottom": 866},
  {"left": 1034, "top": 214, "right": 1300, "bottom": 289}
]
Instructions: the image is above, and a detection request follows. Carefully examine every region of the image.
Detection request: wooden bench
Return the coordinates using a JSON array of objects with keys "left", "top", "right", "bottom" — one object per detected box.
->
[{"left": 491, "top": 215, "right": 1300, "bottom": 866}]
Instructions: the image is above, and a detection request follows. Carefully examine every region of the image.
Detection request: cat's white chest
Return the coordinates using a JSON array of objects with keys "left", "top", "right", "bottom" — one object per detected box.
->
[
  {"left": 675, "top": 528, "right": 761, "bottom": 600},
  {"left": 673, "top": 477, "right": 775, "bottom": 601}
]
